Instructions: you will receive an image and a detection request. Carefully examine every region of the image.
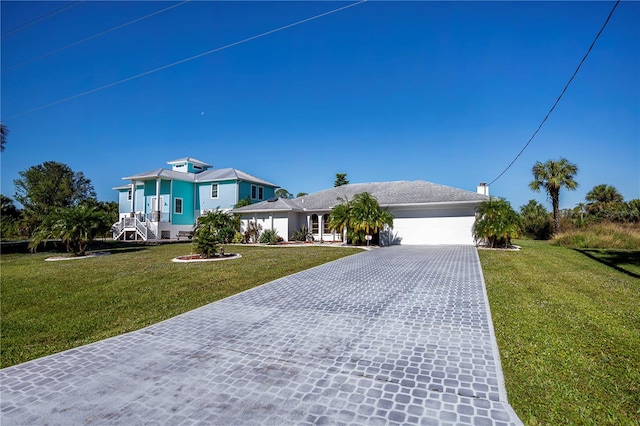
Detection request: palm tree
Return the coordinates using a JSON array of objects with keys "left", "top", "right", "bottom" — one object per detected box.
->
[
  {"left": 350, "top": 192, "right": 394, "bottom": 236},
  {"left": 29, "top": 205, "right": 111, "bottom": 255},
  {"left": 529, "top": 158, "right": 578, "bottom": 234},
  {"left": 328, "top": 196, "right": 352, "bottom": 241},
  {"left": 0, "top": 122, "right": 8, "bottom": 152},
  {"left": 473, "top": 198, "right": 520, "bottom": 248},
  {"left": 586, "top": 184, "right": 623, "bottom": 206}
]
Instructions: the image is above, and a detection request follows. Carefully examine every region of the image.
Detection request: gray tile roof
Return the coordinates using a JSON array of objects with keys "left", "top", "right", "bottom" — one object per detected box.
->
[{"left": 233, "top": 180, "right": 489, "bottom": 213}]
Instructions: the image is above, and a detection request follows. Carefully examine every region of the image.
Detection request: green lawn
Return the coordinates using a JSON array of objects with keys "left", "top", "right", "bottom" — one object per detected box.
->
[
  {"left": 0, "top": 243, "right": 362, "bottom": 368},
  {"left": 479, "top": 240, "right": 640, "bottom": 425}
]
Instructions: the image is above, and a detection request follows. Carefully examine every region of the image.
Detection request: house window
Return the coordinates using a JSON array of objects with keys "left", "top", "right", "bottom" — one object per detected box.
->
[
  {"left": 127, "top": 189, "right": 132, "bottom": 200},
  {"left": 311, "top": 214, "right": 319, "bottom": 234},
  {"left": 258, "top": 186, "right": 264, "bottom": 200},
  {"left": 323, "top": 214, "right": 331, "bottom": 234},
  {"left": 211, "top": 183, "right": 219, "bottom": 199},
  {"left": 174, "top": 198, "right": 183, "bottom": 214},
  {"left": 251, "top": 184, "right": 257, "bottom": 199}
]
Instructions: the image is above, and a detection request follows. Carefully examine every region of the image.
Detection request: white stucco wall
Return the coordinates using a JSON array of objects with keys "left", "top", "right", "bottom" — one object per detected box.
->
[{"left": 387, "top": 206, "right": 477, "bottom": 245}]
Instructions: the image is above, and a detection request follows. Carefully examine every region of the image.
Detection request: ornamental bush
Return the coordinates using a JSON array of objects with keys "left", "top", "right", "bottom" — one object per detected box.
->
[{"left": 473, "top": 198, "right": 521, "bottom": 248}]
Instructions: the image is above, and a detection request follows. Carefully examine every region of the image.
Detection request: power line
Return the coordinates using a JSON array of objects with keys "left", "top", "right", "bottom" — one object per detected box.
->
[
  {"left": 1, "top": 1, "right": 84, "bottom": 40},
  {"left": 5, "top": 0, "right": 367, "bottom": 120},
  {"left": 487, "top": 0, "right": 621, "bottom": 187},
  {"left": 2, "top": 1, "right": 191, "bottom": 73}
]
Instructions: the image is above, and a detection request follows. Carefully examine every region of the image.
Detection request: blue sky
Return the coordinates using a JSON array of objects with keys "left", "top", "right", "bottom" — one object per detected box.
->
[{"left": 2, "top": 1, "right": 638, "bottom": 211}]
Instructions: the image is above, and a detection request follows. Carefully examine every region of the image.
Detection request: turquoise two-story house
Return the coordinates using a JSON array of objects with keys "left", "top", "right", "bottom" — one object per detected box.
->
[{"left": 113, "top": 157, "right": 278, "bottom": 240}]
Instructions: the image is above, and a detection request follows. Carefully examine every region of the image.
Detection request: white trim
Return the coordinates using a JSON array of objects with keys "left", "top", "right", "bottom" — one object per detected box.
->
[{"left": 174, "top": 197, "right": 183, "bottom": 215}]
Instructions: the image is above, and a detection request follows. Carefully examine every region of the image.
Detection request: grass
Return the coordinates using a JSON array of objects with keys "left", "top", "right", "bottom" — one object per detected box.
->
[
  {"left": 553, "top": 222, "right": 640, "bottom": 250},
  {"left": 0, "top": 242, "right": 362, "bottom": 368},
  {"left": 479, "top": 240, "right": 640, "bottom": 425}
]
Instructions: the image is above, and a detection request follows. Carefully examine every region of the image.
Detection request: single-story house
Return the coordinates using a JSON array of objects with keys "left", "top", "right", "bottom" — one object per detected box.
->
[
  {"left": 232, "top": 181, "right": 490, "bottom": 245},
  {"left": 112, "top": 157, "right": 278, "bottom": 240}
]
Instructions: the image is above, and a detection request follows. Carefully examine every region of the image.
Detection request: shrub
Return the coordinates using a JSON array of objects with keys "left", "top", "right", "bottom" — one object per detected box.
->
[
  {"left": 244, "top": 221, "right": 261, "bottom": 243},
  {"left": 232, "top": 232, "right": 245, "bottom": 244},
  {"left": 259, "top": 229, "right": 280, "bottom": 245},
  {"left": 473, "top": 198, "right": 521, "bottom": 248},
  {"left": 290, "top": 225, "right": 312, "bottom": 242}
]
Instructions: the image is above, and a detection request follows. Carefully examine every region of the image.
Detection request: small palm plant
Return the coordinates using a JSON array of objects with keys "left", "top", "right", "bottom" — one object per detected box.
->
[
  {"left": 192, "top": 210, "right": 236, "bottom": 258},
  {"left": 29, "top": 204, "right": 111, "bottom": 255},
  {"left": 473, "top": 198, "right": 521, "bottom": 248}
]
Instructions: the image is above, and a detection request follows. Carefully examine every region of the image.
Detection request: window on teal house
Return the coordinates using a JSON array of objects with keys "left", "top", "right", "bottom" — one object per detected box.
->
[
  {"left": 211, "top": 183, "right": 219, "bottom": 199},
  {"left": 174, "top": 198, "right": 183, "bottom": 214},
  {"left": 127, "top": 189, "right": 132, "bottom": 200},
  {"left": 258, "top": 186, "right": 264, "bottom": 200},
  {"left": 251, "top": 185, "right": 257, "bottom": 199}
]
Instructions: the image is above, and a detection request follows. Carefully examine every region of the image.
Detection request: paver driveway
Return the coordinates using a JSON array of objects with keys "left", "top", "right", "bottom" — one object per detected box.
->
[{"left": 1, "top": 246, "right": 521, "bottom": 425}]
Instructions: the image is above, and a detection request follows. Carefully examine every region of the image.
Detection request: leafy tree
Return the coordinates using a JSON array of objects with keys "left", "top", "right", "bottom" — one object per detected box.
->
[
  {"left": 529, "top": 158, "right": 578, "bottom": 234},
  {"left": 334, "top": 173, "right": 349, "bottom": 187},
  {"left": 14, "top": 161, "right": 96, "bottom": 218},
  {"left": 296, "top": 192, "right": 308, "bottom": 197},
  {"left": 1, "top": 122, "right": 7, "bottom": 152},
  {"left": 274, "top": 189, "right": 293, "bottom": 199},
  {"left": 1, "top": 195, "right": 21, "bottom": 239},
  {"left": 29, "top": 205, "right": 111, "bottom": 255},
  {"left": 473, "top": 198, "right": 520, "bottom": 248},
  {"left": 520, "top": 200, "right": 553, "bottom": 240}
]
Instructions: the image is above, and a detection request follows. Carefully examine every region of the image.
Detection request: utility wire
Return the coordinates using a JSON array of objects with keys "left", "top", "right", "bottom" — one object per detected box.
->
[
  {"left": 2, "top": 1, "right": 191, "bottom": 73},
  {"left": 1, "top": 1, "right": 84, "bottom": 39},
  {"left": 6, "top": 0, "right": 367, "bottom": 120},
  {"left": 487, "top": 0, "right": 621, "bottom": 187}
]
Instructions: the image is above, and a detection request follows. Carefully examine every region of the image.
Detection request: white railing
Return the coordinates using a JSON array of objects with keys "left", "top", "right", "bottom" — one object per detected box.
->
[{"left": 112, "top": 215, "right": 155, "bottom": 241}]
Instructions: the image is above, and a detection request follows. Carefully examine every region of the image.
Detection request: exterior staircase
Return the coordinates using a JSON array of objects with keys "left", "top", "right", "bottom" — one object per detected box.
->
[{"left": 112, "top": 216, "right": 157, "bottom": 241}]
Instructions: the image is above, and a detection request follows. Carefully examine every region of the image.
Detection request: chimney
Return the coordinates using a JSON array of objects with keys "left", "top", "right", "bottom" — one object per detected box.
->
[{"left": 477, "top": 182, "right": 489, "bottom": 196}]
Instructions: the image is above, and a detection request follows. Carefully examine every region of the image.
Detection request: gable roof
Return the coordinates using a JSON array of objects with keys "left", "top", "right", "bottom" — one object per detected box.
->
[{"left": 233, "top": 180, "right": 488, "bottom": 213}]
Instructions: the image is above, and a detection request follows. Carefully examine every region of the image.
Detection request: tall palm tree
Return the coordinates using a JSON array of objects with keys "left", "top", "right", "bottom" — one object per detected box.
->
[{"left": 529, "top": 158, "right": 579, "bottom": 234}]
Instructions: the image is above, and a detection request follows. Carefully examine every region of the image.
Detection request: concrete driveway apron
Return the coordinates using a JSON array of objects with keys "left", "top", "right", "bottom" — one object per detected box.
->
[{"left": 1, "top": 246, "right": 522, "bottom": 425}]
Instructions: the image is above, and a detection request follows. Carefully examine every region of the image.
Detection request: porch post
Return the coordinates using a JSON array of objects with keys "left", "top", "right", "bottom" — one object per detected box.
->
[
  {"left": 319, "top": 214, "right": 324, "bottom": 242},
  {"left": 155, "top": 178, "right": 161, "bottom": 222}
]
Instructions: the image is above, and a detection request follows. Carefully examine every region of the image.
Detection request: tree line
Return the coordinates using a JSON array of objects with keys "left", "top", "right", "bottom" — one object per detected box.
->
[
  {"left": 474, "top": 158, "right": 639, "bottom": 248},
  {"left": 1, "top": 162, "right": 117, "bottom": 255}
]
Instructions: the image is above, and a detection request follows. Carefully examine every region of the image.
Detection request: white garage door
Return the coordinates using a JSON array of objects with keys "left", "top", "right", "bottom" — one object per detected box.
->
[{"left": 388, "top": 207, "right": 476, "bottom": 245}]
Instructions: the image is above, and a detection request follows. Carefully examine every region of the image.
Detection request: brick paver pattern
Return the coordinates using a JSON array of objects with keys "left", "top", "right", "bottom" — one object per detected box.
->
[{"left": 1, "top": 246, "right": 522, "bottom": 425}]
